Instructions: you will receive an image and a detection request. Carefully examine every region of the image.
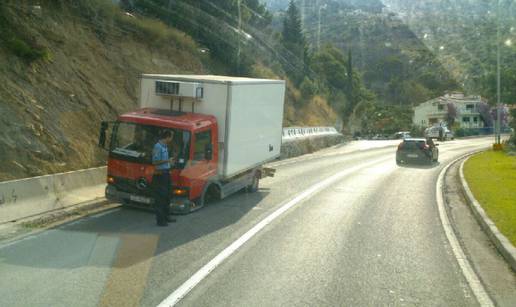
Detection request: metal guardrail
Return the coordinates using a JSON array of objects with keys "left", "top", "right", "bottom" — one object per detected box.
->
[{"left": 282, "top": 126, "right": 340, "bottom": 141}]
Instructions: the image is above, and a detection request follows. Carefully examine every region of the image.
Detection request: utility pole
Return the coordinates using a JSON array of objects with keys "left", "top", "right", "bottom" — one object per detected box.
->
[{"left": 317, "top": 4, "right": 327, "bottom": 51}]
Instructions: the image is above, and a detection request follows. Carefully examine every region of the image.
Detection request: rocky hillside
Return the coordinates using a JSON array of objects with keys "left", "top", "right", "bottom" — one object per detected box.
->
[{"left": 0, "top": 1, "right": 336, "bottom": 181}]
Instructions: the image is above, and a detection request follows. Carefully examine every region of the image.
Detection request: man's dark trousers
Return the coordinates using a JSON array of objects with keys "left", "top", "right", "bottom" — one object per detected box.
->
[{"left": 153, "top": 171, "right": 171, "bottom": 225}]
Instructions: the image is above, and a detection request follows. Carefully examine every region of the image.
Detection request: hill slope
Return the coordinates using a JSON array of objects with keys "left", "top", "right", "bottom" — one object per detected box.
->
[{"left": 0, "top": 2, "right": 336, "bottom": 180}]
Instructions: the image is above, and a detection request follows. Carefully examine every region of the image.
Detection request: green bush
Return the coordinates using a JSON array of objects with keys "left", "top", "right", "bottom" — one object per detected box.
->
[
  {"left": 0, "top": 4, "right": 50, "bottom": 62},
  {"left": 454, "top": 128, "right": 464, "bottom": 137},
  {"left": 4, "top": 36, "right": 50, "bottom": 61}
]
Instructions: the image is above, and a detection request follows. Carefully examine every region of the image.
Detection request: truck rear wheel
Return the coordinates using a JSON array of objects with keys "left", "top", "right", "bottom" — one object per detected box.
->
[{"left": 246, "top": 173, "right": 260, "bottom": 193}]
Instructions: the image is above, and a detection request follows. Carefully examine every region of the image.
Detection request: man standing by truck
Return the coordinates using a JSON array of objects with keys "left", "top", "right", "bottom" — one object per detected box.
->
[{"left": 152, "top": 130, "right": 176, "bottom": 226}]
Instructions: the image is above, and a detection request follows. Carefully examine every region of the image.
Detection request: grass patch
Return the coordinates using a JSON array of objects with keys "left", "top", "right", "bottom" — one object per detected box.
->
[
  {"left": 117, "top": 15, "right": 197, "bottom": 52},
  {"left": 66, "top": 0, "right": 197, "bottom": 52},
  {"left": 464, "top": 150, "right": 516, "bottom": 246}
]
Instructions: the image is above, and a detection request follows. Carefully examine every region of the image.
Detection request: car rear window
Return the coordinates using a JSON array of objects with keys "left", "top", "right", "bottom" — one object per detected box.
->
[{"left": 403, "top": 140, "right": 426, "bottom": 149}]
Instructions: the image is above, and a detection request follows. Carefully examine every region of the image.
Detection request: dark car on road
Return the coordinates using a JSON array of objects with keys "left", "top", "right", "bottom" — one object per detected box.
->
[{"left": 396, "top": 138, "right": 439, "bottom": 165}]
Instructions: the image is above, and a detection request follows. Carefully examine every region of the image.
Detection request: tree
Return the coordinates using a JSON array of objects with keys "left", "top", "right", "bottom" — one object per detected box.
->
[
  {"left": 281, "top": 0, "right": 308, "bottom": 84},
  {"left": 510, "top": 109, "right": 516, "bottom": 145},
  {"left": 446, "top": 102, "right": 457, "bottom": 126},
  {"left": 478, "top": 102, "right": 493, "bottom": 127},
  {"left": 347, "top": 50, "right": 354, "bottom": 109},
  {"left": 482, "top": 68, "right": 516, "bottom": 104}
]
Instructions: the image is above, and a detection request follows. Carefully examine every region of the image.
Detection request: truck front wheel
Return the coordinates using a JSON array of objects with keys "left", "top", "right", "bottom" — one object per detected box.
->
[
  {"left": 246, "top": 173, "right": 260, "bottom": 193},
  {"left": 196, "top": 184, "right": 220, "bottom": 208}
]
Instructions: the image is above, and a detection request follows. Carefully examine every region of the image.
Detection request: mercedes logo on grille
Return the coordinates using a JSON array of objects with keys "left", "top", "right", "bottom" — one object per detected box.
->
[{"left": 136, "top": 177, "right": 148, "bottom": 190}]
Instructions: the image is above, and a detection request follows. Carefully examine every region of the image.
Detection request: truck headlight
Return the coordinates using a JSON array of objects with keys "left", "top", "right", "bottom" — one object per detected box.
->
[{"left": 173, "top": 188, "right": 188, "bottom": 196}]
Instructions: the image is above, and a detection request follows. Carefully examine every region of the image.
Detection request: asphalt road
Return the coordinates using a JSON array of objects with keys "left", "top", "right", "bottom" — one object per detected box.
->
[{"left": 0, "top": 137, "right": 509, "bottom": 307}]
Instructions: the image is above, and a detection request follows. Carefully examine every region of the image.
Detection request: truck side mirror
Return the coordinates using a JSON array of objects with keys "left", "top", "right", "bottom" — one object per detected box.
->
[
  {"left": 205, "top": 143, "right": 213, "bottom": 160},
  {"left": 99, "top": 121, "right": 108, "bottom": 149}
]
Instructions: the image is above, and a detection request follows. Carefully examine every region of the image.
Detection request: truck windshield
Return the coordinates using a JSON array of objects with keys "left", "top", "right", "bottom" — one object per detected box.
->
[{"left": 110, "top": 121, "right": 190, "bottom": 167}]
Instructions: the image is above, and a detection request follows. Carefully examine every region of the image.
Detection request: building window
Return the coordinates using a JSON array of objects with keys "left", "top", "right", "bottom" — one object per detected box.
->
[
  {"left": 466, "top": 104, "right": 474, "bottom": 110},
  {"left": 473, "top": 117, "right": 478, "bottom": 122},
  {"left": 438, "top": 104, "right": 444, "bottom": 111},
  {"left": 463, "top": 117, "right": 470, "bottom": 122}
]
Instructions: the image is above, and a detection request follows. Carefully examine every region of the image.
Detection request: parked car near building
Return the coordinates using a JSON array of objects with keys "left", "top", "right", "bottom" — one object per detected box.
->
[
  {"left": 424, "top": 125, "right": 453, "bottom": 141},
  {"left": 393, "top": 131, "right": 411, "bottom": 139}
]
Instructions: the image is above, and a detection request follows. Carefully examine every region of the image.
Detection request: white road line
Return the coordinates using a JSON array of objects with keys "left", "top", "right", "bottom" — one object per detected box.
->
[
  {"left": 435, "top": 153, "right": 494, "bottom": 307},
  {"left": 157, "top": 156, "right": 390, "bottom": 307}
]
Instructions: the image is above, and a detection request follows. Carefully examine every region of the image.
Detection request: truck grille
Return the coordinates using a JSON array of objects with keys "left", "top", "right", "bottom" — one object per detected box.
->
[{"left": 114, "top": 177, "right": 148, "bottom": 195}]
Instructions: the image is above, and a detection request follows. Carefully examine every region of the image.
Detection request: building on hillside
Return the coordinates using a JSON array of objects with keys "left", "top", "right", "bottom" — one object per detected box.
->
[{"left": 413, "top": 93, "right": 486, "bottom": 128}]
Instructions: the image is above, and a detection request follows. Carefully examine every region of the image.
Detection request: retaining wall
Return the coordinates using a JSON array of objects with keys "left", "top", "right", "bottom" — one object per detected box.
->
[{"left": 0, "top": 167, "right": 106, "bottom": 224}]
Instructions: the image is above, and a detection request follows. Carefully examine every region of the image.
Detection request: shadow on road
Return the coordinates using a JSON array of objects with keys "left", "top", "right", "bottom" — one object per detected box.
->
[
  {"left": 396, "top": 162, "right": 441, "bottom": 169},
  {"left": 0, "top": 189, "right": 269, "bottom": 269}
]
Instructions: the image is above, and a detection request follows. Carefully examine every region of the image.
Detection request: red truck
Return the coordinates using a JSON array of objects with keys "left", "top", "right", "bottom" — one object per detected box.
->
[{"left": 98, "top": 74, "right": 285, "bottom": 213}]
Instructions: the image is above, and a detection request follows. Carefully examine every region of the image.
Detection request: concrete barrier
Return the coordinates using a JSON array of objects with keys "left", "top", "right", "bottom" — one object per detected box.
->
[
  {"left": 281, "top": 134, "right": 345, "bottom": 159},
  {"left": 0, "top": 127, "right": 342, "bottom": 224},
  {"left": 0, "top": 167, "right": 106, "bottom": 224}
]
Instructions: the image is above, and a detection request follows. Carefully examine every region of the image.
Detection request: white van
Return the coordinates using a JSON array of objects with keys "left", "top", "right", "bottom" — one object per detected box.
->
[{"left": 424, "top": 126, "right": 452, "bottom": 141}]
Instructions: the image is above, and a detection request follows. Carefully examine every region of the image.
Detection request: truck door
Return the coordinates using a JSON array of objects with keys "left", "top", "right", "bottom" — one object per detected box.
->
[{"left": 183, "top": 128, "right": 216, "bottom": 200}]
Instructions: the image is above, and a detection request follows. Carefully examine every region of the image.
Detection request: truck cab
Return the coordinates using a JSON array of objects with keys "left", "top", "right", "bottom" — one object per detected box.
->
[{"left": 103, "top": 108, "right": 219, "bottom": 213}]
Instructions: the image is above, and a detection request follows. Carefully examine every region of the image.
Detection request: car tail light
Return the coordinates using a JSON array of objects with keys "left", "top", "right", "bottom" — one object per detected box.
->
[
  {"left": 398, "top": 142, "right": 404, "bottom": 150},
  {"left": 419, "top": 143, "right": 429, "bottom": 150}
]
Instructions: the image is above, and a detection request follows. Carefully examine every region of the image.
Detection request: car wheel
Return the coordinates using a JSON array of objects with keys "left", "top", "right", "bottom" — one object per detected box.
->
[
  {"left": 121, "top": 198, "right": 135, "bottom": 207},
  {"left": 429, "top": 156, "right": 435, "bottom": 164}
]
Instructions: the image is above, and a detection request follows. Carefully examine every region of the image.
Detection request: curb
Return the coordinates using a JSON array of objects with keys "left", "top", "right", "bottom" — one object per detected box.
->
[
  {"left": 0, "top": 198, "right": 119, "bottom": 249},
  {"left": 459, "top": 155, "right": 516, "bottom": 273},
  {"left": 436, "top": 151, "right": 494, "bottom": 307}
]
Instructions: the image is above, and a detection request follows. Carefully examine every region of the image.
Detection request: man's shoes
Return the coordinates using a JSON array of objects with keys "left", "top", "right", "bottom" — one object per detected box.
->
[
  {"left": 166, "top": 217, "right": 176, "bottom": 223},
  {"left": 157, "top": 222, "right": 168, "bottom": 227}
]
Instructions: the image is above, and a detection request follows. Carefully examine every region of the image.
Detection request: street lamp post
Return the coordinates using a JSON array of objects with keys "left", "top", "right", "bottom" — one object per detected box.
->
[{"left": 496, "top": 0, "right": 502, "bottom": 144}]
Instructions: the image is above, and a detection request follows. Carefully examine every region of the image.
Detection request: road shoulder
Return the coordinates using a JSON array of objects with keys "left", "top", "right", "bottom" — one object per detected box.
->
[
  {"left": 0, "top": 199, "right": 118, "bottom": 247},
  {"left": 444, "top": 157, "right": 516, "bottom": 306}
]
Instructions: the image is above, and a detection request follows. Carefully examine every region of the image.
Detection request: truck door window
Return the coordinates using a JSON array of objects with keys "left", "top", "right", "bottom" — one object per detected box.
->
[{"left": 193, "top": 130, "right": 212, "bottom": 162}]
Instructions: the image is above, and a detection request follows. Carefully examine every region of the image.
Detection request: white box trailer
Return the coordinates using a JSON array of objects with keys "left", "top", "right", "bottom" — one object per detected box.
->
[{"left": 139, "top": 74, "right": 286, "bottom": 179}]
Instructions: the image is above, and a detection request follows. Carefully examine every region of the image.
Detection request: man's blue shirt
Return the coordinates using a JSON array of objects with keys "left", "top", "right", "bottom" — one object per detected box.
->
[{"left": 153, "top": 141, "right": 170, "bottom": 170}]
